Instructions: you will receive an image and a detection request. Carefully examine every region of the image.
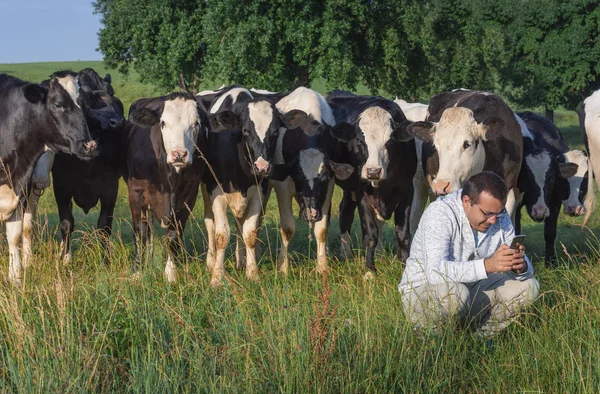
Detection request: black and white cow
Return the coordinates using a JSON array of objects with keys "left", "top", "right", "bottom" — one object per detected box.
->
[
  {"left": 515, "top": 112, "right": 586, "bottom": 264},
  {"left": 0, "top": 72, "right": 97, "bottom": 285},
  {"left": 408, "top": 89, "right": 523, "bottom": 216},
  {"left": 269, "top": 87, "right": 354, "bottom": 274},
  {"left": 576, "top": 92, "right": 600, "bottom": 225},
  {"left": 126, "top": 92, "right": 208, "bottom": 282},
  {"left": 47, "top": 68, "right": 126, "bottom": 265},
  {"left": 327, "top": 91, "right": 416, "bottom": 277},
  {"left": 201, "top": 88, "right": 283, "bottom": 287}
]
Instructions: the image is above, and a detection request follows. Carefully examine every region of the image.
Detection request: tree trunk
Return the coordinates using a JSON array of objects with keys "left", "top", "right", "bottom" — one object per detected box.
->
[
  {"left": 545, "top": 108, "right": 554, "bottom": 122},
  {"left": 291, "top": 66, "right": 310, "bottom": 89}
]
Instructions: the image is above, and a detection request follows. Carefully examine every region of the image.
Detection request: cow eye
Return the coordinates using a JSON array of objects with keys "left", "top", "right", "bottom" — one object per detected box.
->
[
  {"left": 463, "top": 141, "right": 472, "bottom": 149},
  {"left": 160, "top": 121, "right": 166, "bottom": 129}
]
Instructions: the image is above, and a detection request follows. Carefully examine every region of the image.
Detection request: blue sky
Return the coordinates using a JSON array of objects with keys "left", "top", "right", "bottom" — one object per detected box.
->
[{"left": 0, "top": 0, "right": 103, "bottom": 63}]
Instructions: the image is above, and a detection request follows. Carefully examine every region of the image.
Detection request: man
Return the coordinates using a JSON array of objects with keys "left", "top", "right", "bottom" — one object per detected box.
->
[{"left": 399, "top": 171, "right": 539, "bottom": 336}]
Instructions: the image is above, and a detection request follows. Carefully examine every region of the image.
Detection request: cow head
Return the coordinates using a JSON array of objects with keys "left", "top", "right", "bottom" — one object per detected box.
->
[
  {"left": 129, "top": 93, "right": 202, "bottom": 171},
  {"left": 562, "top": 149, "right": 589, "bottom": 216},
  {"left": 238, "top": 99, "right": 282, "bottom": 177},
  {"left": 27, "top": 71, "right": 97, "bottom": 160},
  {"left": 330, "top": 106, "right": 412, "bottom": 187},
  {"left": 408, "top": 107, "right": 504, "bottom": 195},
  {"left": 78, "top": 69, "right": 125, "bottom": 131},
  {"left": 276, "top": 110, "right": 354, "bottom": 223}
]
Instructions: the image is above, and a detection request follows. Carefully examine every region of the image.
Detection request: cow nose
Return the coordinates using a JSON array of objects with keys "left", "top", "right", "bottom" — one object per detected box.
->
[
  {"left": 254, "top": 157, "right": 271, "bottom": 175},
  {"left": 433, "top": 180, "right": 451, "bottom": 196},
  {"left": 84, "top": 140, "right": 97, "bottom": 152},
  {"left": 531, "top": 205, "right": 549, "bottom": 221},
  {"left": 171, "top": 149, "right": 188, "bottom": 163},
  {"left": 306, "top": 208, "right": 321, "bottom": 222},
  {"left": 366, "top": 167, "right": 382, "bottom": 180},
  {"left": 109, "top": 117, "right": 125, "bottom": 129},
  {"left": 568, "top": 205, "right": 585, "bottom": 216}
]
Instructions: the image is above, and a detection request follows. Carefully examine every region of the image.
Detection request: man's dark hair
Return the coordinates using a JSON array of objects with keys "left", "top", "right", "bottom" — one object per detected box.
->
[{"left": 461, "top": 171, "right": 508, "bottom": 203}]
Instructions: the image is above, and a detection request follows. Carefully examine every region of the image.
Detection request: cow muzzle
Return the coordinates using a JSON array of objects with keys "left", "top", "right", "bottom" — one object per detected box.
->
[
  {"left": 169, "top": 149, "right": 190, "bottom": 167},
  {"left": 565, "top": 205, "right": 585, "bottom": 217},
  {"left": 253, "top": 156, "right": 271, "bottom": 177},
  {"left": 433, "top": 180, "right": 452, "bottom": 196},
  {"left": 302, "top": 207, "right": 322, "bottom": 223},
  {"left": 531, "top": 205, "right": 549, "bottom": 221},
  {"left": 365, "top": 167, "right": 382, "bottom": 180},
  {"left": 109, "top": 116, "right": 125, "bottom": 129}
]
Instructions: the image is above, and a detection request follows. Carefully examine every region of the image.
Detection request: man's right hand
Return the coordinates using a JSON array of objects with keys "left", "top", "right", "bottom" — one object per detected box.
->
[{"left": 484, "top": 244, "right": 523, "bottom": 273}]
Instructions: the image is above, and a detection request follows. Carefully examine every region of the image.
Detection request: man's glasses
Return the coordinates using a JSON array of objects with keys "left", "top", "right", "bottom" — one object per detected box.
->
[{"left": 473, "top": 203, "right": 507, "bottom": 220}]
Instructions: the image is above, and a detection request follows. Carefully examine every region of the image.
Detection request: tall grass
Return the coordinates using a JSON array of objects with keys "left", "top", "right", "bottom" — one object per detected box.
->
[{"left": 0, "top": 61, "right": 599, "bottom": 392}]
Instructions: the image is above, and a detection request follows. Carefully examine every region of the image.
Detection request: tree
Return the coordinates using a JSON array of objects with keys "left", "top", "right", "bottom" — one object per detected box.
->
[
  {"left": 94, "top": 0, "right": 207, "bottom": 93},
  {"left": 496, "top": 0, "right": 600, "bottom": 117}
]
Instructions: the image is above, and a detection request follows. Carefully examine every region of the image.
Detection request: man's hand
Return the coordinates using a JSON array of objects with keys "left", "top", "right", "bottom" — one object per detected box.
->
[{"left": 484, "top": 244, "right": 525, "bottom": 274}]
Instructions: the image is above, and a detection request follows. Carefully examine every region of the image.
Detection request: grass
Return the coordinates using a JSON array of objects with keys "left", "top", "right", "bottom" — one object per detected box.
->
[{"left": 0, "top": 61, "right": 599, "bottom": 392}]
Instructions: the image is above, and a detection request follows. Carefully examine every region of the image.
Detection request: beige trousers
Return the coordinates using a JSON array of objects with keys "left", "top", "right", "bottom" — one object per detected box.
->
[{"left": 402, "top": 274, "right": 540, "bottom": 336}]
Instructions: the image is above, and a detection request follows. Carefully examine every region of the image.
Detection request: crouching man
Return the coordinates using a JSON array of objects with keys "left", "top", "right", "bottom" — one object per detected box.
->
[{"left": 399, "top": 171, "right": 539, "bottom": 336}]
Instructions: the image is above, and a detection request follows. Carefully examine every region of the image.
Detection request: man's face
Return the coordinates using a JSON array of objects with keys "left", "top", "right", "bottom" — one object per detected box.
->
[{"left": 462, "top": 191, "right": 507, "bottom": 232}]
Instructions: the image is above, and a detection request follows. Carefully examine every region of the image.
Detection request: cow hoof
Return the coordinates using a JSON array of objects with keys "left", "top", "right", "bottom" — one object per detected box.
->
[
  {"left": 210, "top": 277, "right": 224, "bottom": 288},
  {"left": 363, "top": 271, "right": 375, "bottom": 281},
  {"left": 62, "top": 253, "right": 72, "bottom": 265},
  {"left": 165, "top": 268, "right": 178, "bottom": 283},
  {"left": 131, "top": 271, "right": 142, "bottom": 281},
  {"left": 9, "top": 272, "right": 23, "bottom": 288},
  {"left": 246, "top": 270, "right": 259, "bottom": 282}
]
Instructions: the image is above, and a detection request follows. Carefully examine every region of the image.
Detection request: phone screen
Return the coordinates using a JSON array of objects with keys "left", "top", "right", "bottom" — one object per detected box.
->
[{"left": 510, "top": 235, "right": 526, "bottom": 250}]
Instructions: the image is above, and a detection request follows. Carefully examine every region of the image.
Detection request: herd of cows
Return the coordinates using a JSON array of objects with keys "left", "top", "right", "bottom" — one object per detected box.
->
[{"left": 1, "top": 68, "right": 599, "bottom": 288}]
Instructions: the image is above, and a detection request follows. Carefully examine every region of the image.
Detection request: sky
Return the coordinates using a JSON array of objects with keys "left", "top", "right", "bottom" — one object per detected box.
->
[{"left": 0, "top": 0, "right": 103, "bottom": 63}]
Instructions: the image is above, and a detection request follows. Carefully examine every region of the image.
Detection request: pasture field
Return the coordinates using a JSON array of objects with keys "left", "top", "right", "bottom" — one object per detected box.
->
[{"left": 0, "top": 61, "right": 599, "bottom": 392}]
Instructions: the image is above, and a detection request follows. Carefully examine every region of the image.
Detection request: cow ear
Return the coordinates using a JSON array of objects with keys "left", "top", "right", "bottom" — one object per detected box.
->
[
  {"left": 330, "top": 122, "right": 355, "bottom": 142},
  {"left": 23, "top": 83, "right": 47, "bottom": 104},
  {"left": 559, "top": 162, "right": 579, "bottom": 179},
  {"left": 129, "top": 107, "right": 161, "bottom": 127},
  {"left": 270, "top": 163, "right": 292, "bottom": 181},
  {"left": 479, "top": 117, "right": 505, "bottom": 140},
  {"left": 209, "top": 110, "right": 241, "bottom": 131},
  {"left": 281, "top": 109, "right": 309, "bottom": 130},
  {"left": 407, "top": 121, "right": 435, "bottom": 142},
  {"left": 104, "top": 74, "right": 112, "bottom": 84},
  {"left": 391, "top": 120, "right": 414, "bottom": 142},
  {"left": 330, "top": 161, "right": 355, "bottom": 180}
]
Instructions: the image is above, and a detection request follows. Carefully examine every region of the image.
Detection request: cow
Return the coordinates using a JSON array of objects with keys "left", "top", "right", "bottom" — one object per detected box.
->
[
  {"left": 394, "top": 98, "right": 434, "bottom": 236},
  {"left": 515, "top": 112, "right": 586, "bottom": 264},
  {"left": 201, "top": 88, "right": 283, "bottom": 287},
  {"left": 125, "top": 92, "right": 208, "bottom": 282},
  {"left": 327, "top": 91, "right": 416, "bottom": 278},
  {"left": 576, "top": 93, "right": 600, "bottom": 225},
  {"left": 269, "top": 87, "right": 354, "bottom": 275},
  {"left": 0, "top": 72, "right": 97, "bottom": 286},
  {"left": 407, "top": 89, "right": 523, "bottom": 219},
  {"left": 42, "top": 68, "right": 126, "bottom": 265}
]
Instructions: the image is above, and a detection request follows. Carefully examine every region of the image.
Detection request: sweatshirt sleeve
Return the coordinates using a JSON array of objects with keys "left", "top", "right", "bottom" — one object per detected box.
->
[{"left": 416, "top": 205, "right": 488, "bottom": 285}]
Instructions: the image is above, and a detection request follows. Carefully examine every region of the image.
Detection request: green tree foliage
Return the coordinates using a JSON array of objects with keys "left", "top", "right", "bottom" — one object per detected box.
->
[{"left": 498, "top": 0, "right": 600, "bottom": 111}]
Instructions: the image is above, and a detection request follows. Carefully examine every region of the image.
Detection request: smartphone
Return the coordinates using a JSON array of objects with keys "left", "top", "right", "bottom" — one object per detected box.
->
[{"left": 509, "top": 234, "right": 526, "bottom": 250}]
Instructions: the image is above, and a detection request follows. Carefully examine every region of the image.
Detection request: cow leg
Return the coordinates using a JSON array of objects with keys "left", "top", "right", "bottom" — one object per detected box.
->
[
  {"left": 394, "top": 198, "right": 412, "bottom": 263},
  {"left": 409, "top": 169, "right": 430, "bottom": 237},
  {"left": 357, "top": 197, "right": 379, "bottom": 278},
  {"left": 339, "top": 190, "right": 356, "bottom": 260},
  {"left": 242, "top": 192, "right": 264, "bottom": 281},
  {"left": 131, "top": 209, "right": 150, "bottom": 276},
  {"left": 544, "top": 203, "right": 561, "bottom": 267},
  {"left": 22, "top": 190, "right": 41, "bottom": 269},
  {"left": 164, "top": 210, "right": 190, "bottom": 283},
  {"left": 505, "top": 188, "right": 518, "bottom": 219},
  {"left": 314, "top": 179, "right": 335, "bottom": 273},
  {"left": 6, "top": 206, "right": 24, "bottom": 287},
  {"left": 55, "top": 187, "right": 74, "bottom": 264},
  {"left": 211, "top": 191, "right": 230, "bottom": 287},
  {"left": 514, "top": 204, "right": 522, "bottom": 235},
  {"left": 202, "top": 184, "right": 217, "bottom": 272},
  {"left": 97, "top": 190, "right": 118, "bottom": 264},
  {"left": 272, "top": 179, "right": 295, "bottom": 275}
]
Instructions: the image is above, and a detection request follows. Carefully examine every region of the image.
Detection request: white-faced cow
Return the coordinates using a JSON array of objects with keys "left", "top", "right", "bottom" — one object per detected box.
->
[
  {"left": 516, "top": 111, "right": 586, "bottom": 264},
  {"left": 270, "top": 87, "right": 354, "bottom": 275},
  {"left": 44, "top": 68, "right": 126, "bottom": 265},
  {"left": 126, "top": 92, "right": 208, "bottom": 282},
  {"left": 407, "top": 89, "right": 523, "bottom": 218},
  {"left": 201, "top": 89, "right": 283, "bottom": 287},
  {"left": 0, "top": 72, "right": 97, "bottom": 286},
  {"left": 576, "top": 91, "right": 600, "bottom": 225},
  {"left": 327, "top": 91, "right": 416, "bottom": 278}
]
